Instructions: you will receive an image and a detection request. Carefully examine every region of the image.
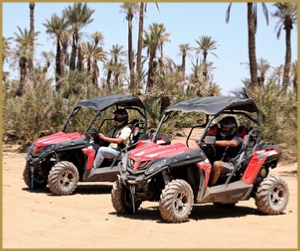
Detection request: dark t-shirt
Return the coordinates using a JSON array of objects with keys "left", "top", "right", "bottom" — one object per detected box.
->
[{"left": 215, "top": 135, "right": 243, "bottom": 161}]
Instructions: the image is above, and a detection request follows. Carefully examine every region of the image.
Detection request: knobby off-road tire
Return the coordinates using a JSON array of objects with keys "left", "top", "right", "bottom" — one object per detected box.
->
[
  {"left": 23, "top": 163, "right": 47, "bottom": 189},
  {"left": 48, "top": 161, "right": 79, "bottom": 196},
  {"left": 159, "top": 179, "right": 194, "bottom": 223},
  {"left": 111, "top": 178, "right": 142, "bottom": 214},
  {"left": 255, "top": 175, "right": 289, "bottom": 215}
]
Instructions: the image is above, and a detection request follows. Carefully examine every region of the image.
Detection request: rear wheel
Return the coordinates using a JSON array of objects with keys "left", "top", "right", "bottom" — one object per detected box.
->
[
  {"left": 23, "top": 163, "right": 47, "bottom": 189},
  {"left": 48, "top": 161, "right": 79, "bottom": 196},
  {"left": 159, "top": 179, "right": 194, "bottom": 223},
  {"left": 255, "top": 175, "right": 289, "bottom": 215},
  {"left": 111, "top": 178, "right": 142, "bottom": 214}
]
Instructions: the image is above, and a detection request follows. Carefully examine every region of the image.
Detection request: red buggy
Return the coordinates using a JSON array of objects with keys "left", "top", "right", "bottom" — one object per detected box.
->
[{"left": 111, "top": 96, "right": 289, "bottom": 223}]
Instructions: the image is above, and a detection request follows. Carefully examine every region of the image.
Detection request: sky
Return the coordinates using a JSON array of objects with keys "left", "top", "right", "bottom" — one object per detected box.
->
[{"left": 2, "top": 2, "right": 298, "bottom": 95}]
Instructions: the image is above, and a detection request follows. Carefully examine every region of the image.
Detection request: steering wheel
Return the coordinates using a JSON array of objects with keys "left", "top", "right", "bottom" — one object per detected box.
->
[{"left": 201, "top": 143, "right": 217, "bottom": 162}]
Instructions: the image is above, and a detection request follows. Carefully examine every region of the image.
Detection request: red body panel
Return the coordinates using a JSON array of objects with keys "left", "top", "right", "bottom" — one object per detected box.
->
[
  {"left": 129, "top": 141, "right": 207, "bottom": 174},
  {"left": 81, "top": 146, "right": 96, "bottom": 170},
  {"left": 33, "top": 131, "right": 84, "bottom": 153},
  {"left": 129, "top": 142, "right": 191, "bottom": 170},
  {"left": 196, "top": 159, "right": 212, "bottom": 188},
  {"left": 242, "top": 148, "right": 280, "bottom": 184}
]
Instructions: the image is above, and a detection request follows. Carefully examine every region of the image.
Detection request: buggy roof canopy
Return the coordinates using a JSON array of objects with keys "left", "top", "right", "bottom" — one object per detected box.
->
[
  {"left": 75, "top": 94, "right": 146, "bottom": 111},
  {"left": 166, "top": 96, "right": 259, "bottom": 115}
]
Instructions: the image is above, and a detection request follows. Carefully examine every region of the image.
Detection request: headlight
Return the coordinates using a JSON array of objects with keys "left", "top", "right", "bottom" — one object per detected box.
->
[
  {"left": 38, "top": 145, "right": 55, "bottom": 157},
  {"left": 145, "top": 158, "right": 169, "bottom": 175}
]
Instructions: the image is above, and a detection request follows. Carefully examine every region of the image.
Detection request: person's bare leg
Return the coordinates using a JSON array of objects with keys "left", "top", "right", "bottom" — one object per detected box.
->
[{"left": 210, "top": 161, "right": 224, "bottom": 186}]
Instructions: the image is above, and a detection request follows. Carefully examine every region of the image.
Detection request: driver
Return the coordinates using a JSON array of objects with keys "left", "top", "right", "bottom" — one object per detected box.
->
[
  {"left": 92, "top": 109, "right": 132, "bottom": 169},
  {"left": 209, "top": 116, "right": 243, "bottom": 186}
]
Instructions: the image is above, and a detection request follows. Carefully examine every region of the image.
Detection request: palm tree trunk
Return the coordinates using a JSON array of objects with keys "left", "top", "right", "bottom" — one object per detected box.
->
[
  {"left": 55, "top": 43, "right": 61, "bottom": 90},
  {"left": 18, "top": 57, "right": 27, "bottom": 96},
  {"left": 107, "top": 68, "right": 112, "bottom": 90},
  {"left": 28, "top": 2, "right": 35, "bottom": 73},
  {"left": 282, "top": 25, "right": 292, "bottom": 94},
  {"left": 182, "top": 55, "right": 186, "bottom": 81},
  {"left": 146, "top": 54, "right": 155, "bottom": 93},
  {"left": 127, "top": 15, "right": 135, "bottom": 86},
  {"left": 293, "top": 73, "right": 297, "bottom": 93},
  {"left": 92, "top": 59, "right": 98, "bottom": 86},
  {"left": 136, "top": 2, "right": 144, "bottom": 73},
  {"left": 115, "top": 73, "right": 119, "bottom": 87},
  {"left": 77, "top": 44, "right": 83, "bottom": 71},
  {"left": 70, "top": 34, "right": 77, "bottom": 70},
  {"left": 247, "top": 3, "right": 258, "bottom": 87}
]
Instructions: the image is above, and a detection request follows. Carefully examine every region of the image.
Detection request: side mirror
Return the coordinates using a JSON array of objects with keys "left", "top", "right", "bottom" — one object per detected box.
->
[{"left": 204, "top": 136, "right": 216, "bottom": 145}]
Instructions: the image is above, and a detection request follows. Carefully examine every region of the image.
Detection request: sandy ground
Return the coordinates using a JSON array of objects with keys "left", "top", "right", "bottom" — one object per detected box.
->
[{"left": 2, "top": 142, "right": 298, "bottom": 249}]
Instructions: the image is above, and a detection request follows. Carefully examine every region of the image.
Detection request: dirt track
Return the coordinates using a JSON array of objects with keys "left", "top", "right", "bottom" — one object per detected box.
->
[{"left": 2, "top": 148, "right": 298, "bottom": 249}]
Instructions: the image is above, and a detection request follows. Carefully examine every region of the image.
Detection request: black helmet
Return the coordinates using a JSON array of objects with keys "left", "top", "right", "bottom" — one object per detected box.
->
[
  {"left": 113, "top": 109, "right": 128, "bottom": 127},
  {"left": 218, "top": 116, "right": 237, "bottom": 140}
]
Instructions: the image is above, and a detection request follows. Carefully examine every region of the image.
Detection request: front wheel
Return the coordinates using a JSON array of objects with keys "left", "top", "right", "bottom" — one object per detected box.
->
[
  {"left": 48, "top": 161, "right": 79, "bottom": 196},
  {"left": 255, "top": 175, "right": 289, "bottom": 215},
  {"left": 111, "top": 178, "right": 142, "bottom": 214},
  {"left": 159, "top": 179, "right": 194, "bottom": 223},
  {"left": 23, "top": 163, "right": 47, "bottom": 189}
]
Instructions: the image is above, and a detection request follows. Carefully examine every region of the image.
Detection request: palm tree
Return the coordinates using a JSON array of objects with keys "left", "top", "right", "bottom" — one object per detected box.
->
[
  {"left": 2, "top": 36, "right": 12, "bottom": 70},
  {"left": 177, "top": 43, "right": 193, "bottom": 81},
  {"left": 2, "top": 36, "right": 13, "bottom": 81},
  {"left": 92, "top": 31, "right": 105, "bottom": 46},
  {"left": 43, "top": 13, "right": 70, "bottom": 88},
  {"left": 104, "top": 44, "right": 127, "bottom": 89},
  {"left": 226, "top": 3, "right": 269, "bottom": 87},
  {"left": 157, "top": 23, "right": 171, "bottom": 70},
  {"left": 136, "top": 3, "right": 160, "bottom": 73},
  {"left": 63, "top": 3, "right": 95, "bottom": 71},
  {"left": 13, "top": 26, "right": 40, "bottom": 95},
  {"left": 112, "top": 62, "right": 127, "bottom": 88},
  {"left": 194, "top": 36, "right": 219, "bottom": 62},
  {"left": 257, "top": 58, "right": 271, "bottom": 85},
  {"left": 194, "top": 36, "right": 218, "bottom": 80},
  {"left": 198, "top": 60, "right": 216, "bottom": 82},
  {"left": 188, "top": 57, "right": 216, "bottom": 96},
  {"left": 110, "top": 44, "right": 127, "bottom": 64},
  {"left": 120, "top": 2, "right": 139, "bottom": 85},
  {"left": 80, "top": 42, "right": 107, "bottom": 86},
  {"left": 104, "top": 59, "right": 114, "bottom": 90},
  {"left": 273, "top": 64, "right": 284, "bottom": 86},
  {"left": 91, "top": 31, "right": 105, "bottom": 86},
  {"left": 143, "top": 23, "right": 170, "bottom": 92},
  {"left": 194, "top": 36, "right": 219, "bottom": 80},
  {"left": 290, "top": 60, "right": 298, "bottom": 93},
  {"left": 28, "top": 2, "right": 35, "bottom": 72},
  {"left": 271, "top": 2, "right": 297, "bottom": 94},
  {"left": 40, "top": 50, "right": 55, "bottom": 73}
]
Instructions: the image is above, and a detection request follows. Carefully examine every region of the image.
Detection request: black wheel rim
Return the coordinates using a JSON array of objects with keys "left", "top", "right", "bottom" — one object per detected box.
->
[
  {"left": 59, "top": 170, "right": 75, "bottom": 190},
  {"left": 174, "top": 189, "right": 189, "bottom": 215},
  {"left": 270, "top": 183, "right": 286, "bottom": 209}
]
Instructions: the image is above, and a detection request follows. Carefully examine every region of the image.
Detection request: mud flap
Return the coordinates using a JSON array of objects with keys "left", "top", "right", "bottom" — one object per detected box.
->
[
  {"left": 30, "top": 165, "right": 34, "bottom": 188},
  {"left": 130, "top": 185, "right": 136, "bottom": 213}
]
